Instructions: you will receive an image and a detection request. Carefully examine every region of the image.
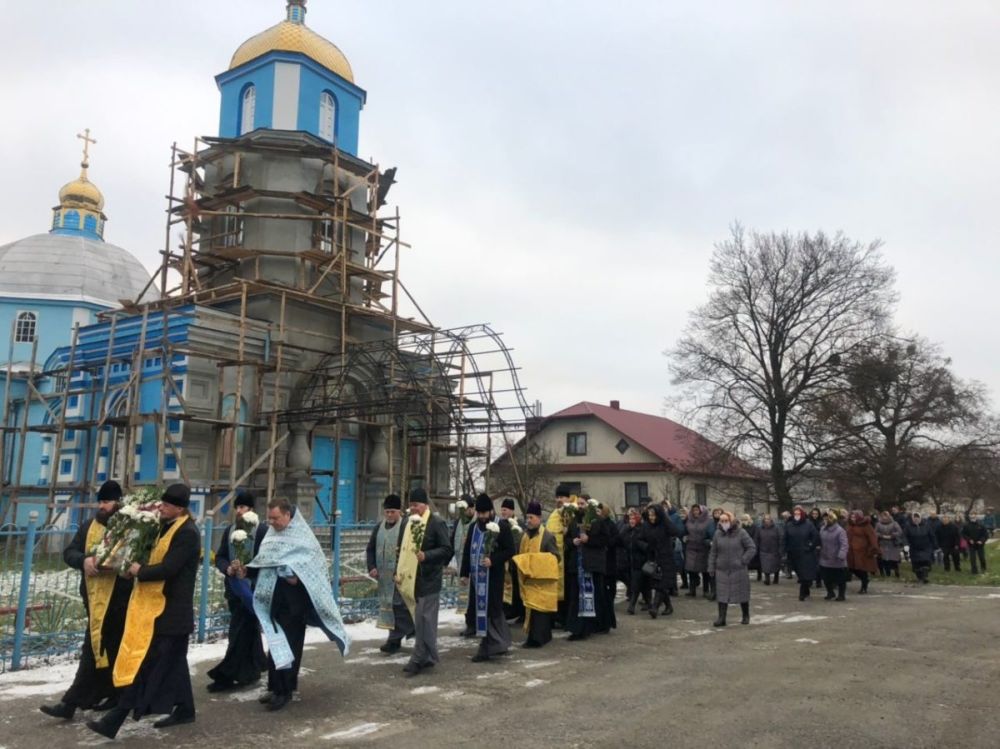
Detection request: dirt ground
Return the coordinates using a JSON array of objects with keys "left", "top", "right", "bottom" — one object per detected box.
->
[{"left": 2, "top": 579, "right": 999, "bottom": 749}]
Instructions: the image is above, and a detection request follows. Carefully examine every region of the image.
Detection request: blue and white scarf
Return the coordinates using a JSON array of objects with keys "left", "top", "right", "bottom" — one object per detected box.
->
[
  {"left": 249, "top": 511, "right": 351, "bottom": 669},
  {"left": 576, "top": 530, "right": 596, "bottom": 618},
  {"left": 470, "top": 523, "right": 489, "bottom": 637}
]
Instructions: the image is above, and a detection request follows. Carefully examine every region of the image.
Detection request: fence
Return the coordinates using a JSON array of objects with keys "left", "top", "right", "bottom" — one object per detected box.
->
[{"left": 0, "top": 514, "right": 461, "bottom": 673}]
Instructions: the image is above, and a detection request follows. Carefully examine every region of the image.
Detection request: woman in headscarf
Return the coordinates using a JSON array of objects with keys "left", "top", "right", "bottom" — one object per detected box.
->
[
  {"left": 846, "top": 510, "right": 880, "bottom": 594},
  {"left": 756, "top": 515, "right": 784, "bottom": 585},
  {"left": 875, "top": 510, "right": 904, "bottom": 578},
  {"left": 904, "top": 512, "right": 937, "bottom": 584},
  {"left": 808, "top": 507, "right": 824, "bottom": 589},
  {"left": 683, "top": 505, "right": 713, "bottom": 599},
  {"left": 620, "top": 508, "right": 648, "bottom": 615},
  {"left": 708, "top": 510, "right": 756, "bottom": 626},
  {"left": 784, "top": 505, "right": 820, "bottom": 601},
  {"left": 818, "top": 510, "right": 849, "bottom": 601},
  {"left": 640, "top": 504, "right": 679, "bottom": 618}
]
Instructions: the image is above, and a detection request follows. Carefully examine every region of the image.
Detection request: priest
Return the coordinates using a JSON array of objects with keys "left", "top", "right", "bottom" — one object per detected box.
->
[
  {"left": 86, "top": 483, "right": 201, "bottom": 739},
  {"left": 499, "top": 497, "right": 525, "bottom": 622},
  {"left": 365, "top": 493, "right": 414, "bottom": 653},
  {"left": 40, "top": 480, "right": 132, "bottom": 720},
  {"left": 460, "top": 493, "right": 515, "bottom": 662},
  {"left": 205, "top": 489, "right": 268, "bottom": 692},
  {"left": 248, "top": 497, "right": 351, "bottom": 711},
  {"left": 451, "top": 495, "right": 476, "bottom": 637},
  {"left": 513, "top": 501, "right": 560, "bottom": 648},
  {"left": 545, "top": 485, "right": 573, "bottom": 627}
]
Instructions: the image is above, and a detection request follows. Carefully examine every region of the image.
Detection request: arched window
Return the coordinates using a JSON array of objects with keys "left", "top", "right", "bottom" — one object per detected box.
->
[
  {"left": 319, "top": 91, "right": 336, "bottom": 141},
  {"left": 83, "top": 215, "right": 97, "bottom": 234},
  {"left": 64, "top": 210, "right": 80, "bottom": 230},
  {"left": 14, "top": 311, "right": 36, "bottom": 343},
  {"left": 240, "top": 85, "right": 256, "bottom": 135},
  {"left": 51, "top": 211, "right": 60, "bottom": 229}
]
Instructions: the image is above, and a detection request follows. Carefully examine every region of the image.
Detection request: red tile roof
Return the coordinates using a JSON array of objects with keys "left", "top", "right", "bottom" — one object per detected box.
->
[{"left": 547, "top": 401, "right": 762, "bottom": 479}]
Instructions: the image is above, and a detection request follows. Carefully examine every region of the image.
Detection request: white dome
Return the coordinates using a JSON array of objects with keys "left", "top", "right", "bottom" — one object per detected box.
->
[{"left": 0, "top": 233, "right": 156, "bottom": 307}]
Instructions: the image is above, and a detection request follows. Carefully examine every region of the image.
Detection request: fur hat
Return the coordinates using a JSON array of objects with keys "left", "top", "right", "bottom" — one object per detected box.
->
[
  {"left": 555, "top": 484, "right": 572, "bottom": 499},
  {"left": 162, "top": 483, "right": 191, "bottom": 509},
  {"left": 526, "top": 501, "right": 543, "bottom": 518},
  {"left": 500, "top": 497, "right": 516, "bottom": 511},
  {"left": 408, "top": 487, "right": 429, "bottom": 505},
  {"left": 475, "top": 493, "right": 493, "bottom": 513},
  {"left": 383, "top": 493, "right": 402, "bottom": 510},
  {"left": 96, "top": 480, "right": 123, "bottom": 503}
]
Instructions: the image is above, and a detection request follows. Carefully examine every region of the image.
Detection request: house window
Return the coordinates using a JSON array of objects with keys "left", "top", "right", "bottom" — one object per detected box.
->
[
  {"left": 319, "top": 91, "right": 336, "bottom": 141},
  {"left": 624, "top": 482, "right": 648, "bottom": 506},
  {"left": 14, "top": 311, "right": 37, "bottom": 343},
  {"left": 566, "top": 432, "right": 587, "bottom": 456},
  {"left": 317, "top": 218, "right": 335, "bottom": 253},
  {"left": 694, "top": 483, "right": 708, "bottom": 506},
  {"left": 60, "top": 459, "right": 73, "bottom": 475},
  {"left": 743, "top": 486, "right": 755, "bottom": 512},
  {"left": 615, "top": 438, "right": 630, "bottom": 455},
  {"left": 240, "top": 85, "right": 256, "bottom": 135}
]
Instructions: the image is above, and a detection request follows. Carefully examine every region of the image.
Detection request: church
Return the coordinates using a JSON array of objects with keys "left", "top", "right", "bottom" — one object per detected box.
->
[{"left": 0, "top": 1, "right": 527, "bottom": 528}]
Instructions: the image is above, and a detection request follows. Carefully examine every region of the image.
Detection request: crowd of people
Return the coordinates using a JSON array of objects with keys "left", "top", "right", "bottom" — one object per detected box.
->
[{"left": 37, "top": 480, "right": 993, "bottom": 739}]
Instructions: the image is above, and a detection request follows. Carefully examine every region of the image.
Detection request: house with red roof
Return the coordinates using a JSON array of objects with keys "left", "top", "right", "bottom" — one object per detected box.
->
[{"left": 491, "top": 400, "right": 768, "bottom": 512}]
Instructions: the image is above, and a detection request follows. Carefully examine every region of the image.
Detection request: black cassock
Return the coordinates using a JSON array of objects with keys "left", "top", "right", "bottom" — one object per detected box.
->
[
  {"left": 461, "top": 517, "right": 515, "bottom": 657},
  {"left": 207, "top": 523, "right": 268, "bottom": 687},
  {"left": 61, "top": 517, "right": 132, "bottom": 708},
  {"left": 266, "top": 579, "right": 313, "bottom": 696},
  {"left": 564, "top": 517, "right": 612, "bottom": 638}
]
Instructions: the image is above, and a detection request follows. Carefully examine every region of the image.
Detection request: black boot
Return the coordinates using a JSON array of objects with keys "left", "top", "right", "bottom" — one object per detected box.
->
[
  {"left": 686, "top": 584, "right": 698, "bottom": 598},
  {"left": 713, "top": 602, "right": 728, "bottom": 627},
  {"left": 627, "top": 590, "right": 639, "bottom": 615},
  {"left": 706, "top": 577, "right": 716, "bottom": 602},
  {"left": 649, "top": 591, "right": 663, "bottom": 619},
  {"left": 662, "top": 593, "right": 673, "bottom": 616},
  {"left": 703, "top": 577, "right": 713, "bottom": 599},
  {"left": 740, "top": 602, "right": 750, "bottom": 625},
  {"left": 798, "top": 581, "right": 810, "bottom": 601},
  {"left": 773, "top": 571, "right": 779, "bottom": 584},
  {"left": 86, "top": 706, "right": 129, "bottom": 740},
  {"left": 39, "top": 702, "right": 76, "bottom": 720}
]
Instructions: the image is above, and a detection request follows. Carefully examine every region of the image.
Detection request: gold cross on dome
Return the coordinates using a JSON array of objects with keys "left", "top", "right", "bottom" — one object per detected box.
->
[{"left": 77, "top": 128, "right": 97, "bottom": 168}]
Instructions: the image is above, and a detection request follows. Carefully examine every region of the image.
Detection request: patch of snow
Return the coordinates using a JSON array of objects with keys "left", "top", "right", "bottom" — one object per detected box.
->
[
  {"left": 524, "top": 679, "right": 548, "bottom": 688},
  {"left": 688, "top": 629, "right": 716, "bottom": 636},
  {"left": 322, "top": 722, "right": 389, "bottom": 740},
  {"left": 795, "top": 638, "right": 820, "bottom": 644},
  {"left": 409, "top": 685, "right": 439, "bottom": 695},
  {"left": 522, "top": 660, "right": 559, "bottom": 670},
  {"left": 477, "top": 670, "right": 511, "bottom": 680},
  {"left": 227, "top": 687, "right": 267, "bottom": 702},
  {"left": 780, "top": 615, "right": 828, "bottom": 623}
]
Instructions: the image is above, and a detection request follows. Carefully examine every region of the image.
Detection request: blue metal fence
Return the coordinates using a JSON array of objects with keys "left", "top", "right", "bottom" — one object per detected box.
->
[{"left": 0, "top": 516, "right": 460, "bottom": 673}]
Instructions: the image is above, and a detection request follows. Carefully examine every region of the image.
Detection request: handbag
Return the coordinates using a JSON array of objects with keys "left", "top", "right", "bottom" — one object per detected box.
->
[{"left": 641, "top": 561, "right": 661, "bottom": 579}]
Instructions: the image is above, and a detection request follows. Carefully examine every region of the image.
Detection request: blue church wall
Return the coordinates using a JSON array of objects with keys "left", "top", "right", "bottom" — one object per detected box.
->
[
  {"left": 0, "top": 298, "right": 100, "bottom": 367},
  {"left": 217, "top": 62, "right": 276, "bottom": 137},
  {"left": 296, "top": 65, "right": 363, "bottom": 154}
]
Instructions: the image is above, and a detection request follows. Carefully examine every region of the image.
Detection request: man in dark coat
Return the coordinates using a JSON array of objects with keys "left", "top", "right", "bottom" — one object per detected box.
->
[
  {"left": 640, "top": 504, "right": 678, "bottom": 618},
  {"left": 399, "top": 488, "right": 453, "bottom": 676},
  {"left": 41, "top": 481, "right": 132, "bottom": 720},
  {"left": 564, "top": 499, "right": 612, "bottom": 640},
  {"left": 905, "top": 512, "right": 937, "bottom": 583},
  {"left": 935, "top": 514, "right": 962, "bottom": 572},
  {"left": 461, "top": 493, "right": 515, "bottom": 661},
  {"left": 205, "top": 490, "right": 268, "bottom": 691},
  {"left": 784, "top": 505, "right": 820, "bottom": 601},
  {"left": 87, "top": 484, "right": 201, "bottom": 739},
  {"left": 962, "top": 514, "right": 990, "bottom": 574}
]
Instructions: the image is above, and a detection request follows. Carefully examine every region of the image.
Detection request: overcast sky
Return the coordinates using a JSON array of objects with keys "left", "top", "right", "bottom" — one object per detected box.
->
[{"left": 2, "top": 0, "right": 998, "bottom": 420}]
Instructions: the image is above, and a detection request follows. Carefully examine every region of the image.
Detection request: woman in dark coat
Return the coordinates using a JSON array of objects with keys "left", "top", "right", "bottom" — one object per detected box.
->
[
  {"left": 784, "top": 505, "right": 820, "bottom": 601},
  {"left": 620, "top": 509, "right": 649, "bottom": 614},
  {"left": 904, "top": 512, "right": 937, "bottom": 584},
  {"left": 875, "top": 511, "right": 904, "bottom": 578},
  {"left": 741, "top": 514, "right": 761, "bottom": 580},
  {"left": 640, "top": 504, "right": 679, "bottom": 618},
  {"left": 846, "top": 511, "right": 880, "bottom": 594},
  {"left": 708, "top": 511, "right": 756, "bottom": 626},
  {"left": 808, "top": 507, "right": 824, "bottom": 588},
  {"left": 683, "top": 505, "right": 713, "bottom": 598},
  {"left": 756, "top": 515, "right": 784, "bottom": 584}
]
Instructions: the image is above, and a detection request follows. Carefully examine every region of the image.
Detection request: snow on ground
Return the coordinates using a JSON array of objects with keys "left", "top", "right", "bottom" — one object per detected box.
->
[{"left": 0, "top": 610, "right": 466, "bottom": 700}]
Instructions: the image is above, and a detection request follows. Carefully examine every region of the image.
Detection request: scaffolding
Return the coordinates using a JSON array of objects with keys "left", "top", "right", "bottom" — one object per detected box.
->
[{"left": 0, "top": 133, "right": 535, "bottom": 525}]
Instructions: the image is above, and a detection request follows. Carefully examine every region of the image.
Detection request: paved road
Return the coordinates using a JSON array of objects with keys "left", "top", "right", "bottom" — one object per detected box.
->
[{"left": 3, "top": 580, "right": 999, "bottom": 748}]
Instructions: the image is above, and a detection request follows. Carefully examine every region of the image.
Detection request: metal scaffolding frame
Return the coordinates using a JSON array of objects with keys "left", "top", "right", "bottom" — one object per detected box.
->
[{"left": 0, "top": 134, "right": 534, "bottom": 525}]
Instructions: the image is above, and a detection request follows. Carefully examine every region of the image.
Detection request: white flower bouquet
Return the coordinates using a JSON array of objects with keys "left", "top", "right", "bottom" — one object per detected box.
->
[
  {"left": 232, "top": 510, "right": 260, "bottom": 564},
  {"left": 482, "top": 520, "right": 501, "bottom": 559},
  {"left": 409, "top": 513, "right": 425, "bottom": 553},
  {"left": 90, "top": 486, "right": 163, "bottom": 575}
]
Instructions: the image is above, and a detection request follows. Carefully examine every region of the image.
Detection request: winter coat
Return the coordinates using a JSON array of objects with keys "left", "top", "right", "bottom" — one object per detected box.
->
[
  {"left": 562, "top": 512, "right": 611, "bottom": 576},
  {"left": 708, "top": 526, "right": 756, "bottom": 604},
  {"left": 742, "top": 524, "right": 761, "bottom": 570},
  {"left": 618, "top": 522, "right": 648, "bottom": 573},
  {"left": 460, "top": 517, "right": 515, "bottom": 606},
  {"left": 784, "top": 518, "right": 820, "bottom": 581},
  {"left": 875, "top": 520, "right": 904, "bottom": 562},
  {"left": 404, "top": 513, "right": 454, "bottom": 597},
  {"left": 683, "top": 512, "right": 713, "bottom": 573},
  {"left": 961, "top": 520, "right": 990, "bottom": 546},
  {"left": 934, "top": 523, "right": 961, "bottom": 553},
  {"left": 819, "top": 522, "right": 849, "bottom": 569},
  {"left": 846, "top": 518, "right": 880, "bottom": 573},
  {"left": 904, "top": 522, "right": 937, "bottom": 565},
  {"left": 640, "top": 505, "right": 679, "bottom": 593},
  {"left": 755, "top": 523, "right": 784, "bottom": 574}
]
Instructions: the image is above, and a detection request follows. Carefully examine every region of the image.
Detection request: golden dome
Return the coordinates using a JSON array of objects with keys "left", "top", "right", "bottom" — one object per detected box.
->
[
  {"left": 58, "top": 172, "right": 105, "bottom": 212},
  {"left": 229, "top": 3, "right": 354, "bottom": 83}
]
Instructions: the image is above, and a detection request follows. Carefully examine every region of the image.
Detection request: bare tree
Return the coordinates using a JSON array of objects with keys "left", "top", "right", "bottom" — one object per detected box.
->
[
  {"left": 816, "top": 335, "right": 993, "bottom": 509},
  {"left": 486, "top": 442, "right": 562, "bottom": 511},
  {"left": 669, "top": 226, "right": 896, "bottom": 511}
]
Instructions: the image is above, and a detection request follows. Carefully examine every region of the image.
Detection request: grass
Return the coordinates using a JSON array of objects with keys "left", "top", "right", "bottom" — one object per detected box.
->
[{"left": 878, "top": 542, "right": 1000, "bottom": 587}]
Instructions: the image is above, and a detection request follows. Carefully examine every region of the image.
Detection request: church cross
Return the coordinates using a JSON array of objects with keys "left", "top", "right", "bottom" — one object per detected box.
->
[{"left": 77, "top": 128, "right": 97, "bottom": 168}]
